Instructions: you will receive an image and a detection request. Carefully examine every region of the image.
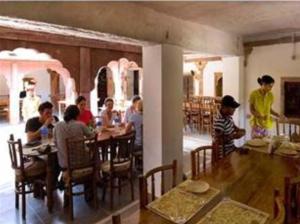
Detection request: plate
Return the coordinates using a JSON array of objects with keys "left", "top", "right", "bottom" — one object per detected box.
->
[
  {"left": 278, "top": 149, "right": 298, "bottom": 156},
  {"left": 246, "top": 139, "right": 267, "bottom": 147},
  {"left": 184, "top": 181, "right": 210, "bottom": 194}
]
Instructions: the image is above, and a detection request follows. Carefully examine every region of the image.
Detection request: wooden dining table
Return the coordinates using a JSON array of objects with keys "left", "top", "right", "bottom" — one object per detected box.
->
[{"left": 123, "top": 150, "right": 300, "bottom": 223}]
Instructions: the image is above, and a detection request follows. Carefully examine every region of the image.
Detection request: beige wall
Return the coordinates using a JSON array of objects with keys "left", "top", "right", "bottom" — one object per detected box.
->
[
  {"left": 0, "top": 2, "right": 241, "bottom": 56},
  {"left": 245, "top": 43, "right": 300, "bottom": 135}
]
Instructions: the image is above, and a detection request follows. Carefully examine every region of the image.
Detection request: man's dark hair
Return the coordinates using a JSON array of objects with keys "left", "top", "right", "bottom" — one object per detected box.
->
[
  {"left": 132, "top": 95, "right": 141, "bottom": 104},
  {"left": 64, "top": 105, "right": 80, "bottom": 122},
  {"left": 75, "top": 96, "right": 86, "bottom": 105},
  {"left": 38, "top": 101, "right": 53, "bottom": 113}
]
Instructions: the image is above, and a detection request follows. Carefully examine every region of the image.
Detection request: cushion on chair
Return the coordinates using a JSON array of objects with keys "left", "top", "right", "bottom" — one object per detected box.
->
[
  {"left": 63, "top": 167, "right": 94, "bottom": 184},
  {"left": 15, "top": 160, "right": 46, "bottom": 182},
  {"left": 101, "top": 159, "right": 131, "bottom": 173}
]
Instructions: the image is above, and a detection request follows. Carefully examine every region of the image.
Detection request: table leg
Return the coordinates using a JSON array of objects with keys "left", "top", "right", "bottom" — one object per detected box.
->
[{"left": 47, "top": 153, "right": 55, "bottom": 213}]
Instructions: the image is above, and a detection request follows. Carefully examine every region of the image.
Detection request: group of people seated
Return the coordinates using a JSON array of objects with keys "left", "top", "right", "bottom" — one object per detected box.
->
[{"left": 25, "top": 95, "right": 143, "bottom": 173}]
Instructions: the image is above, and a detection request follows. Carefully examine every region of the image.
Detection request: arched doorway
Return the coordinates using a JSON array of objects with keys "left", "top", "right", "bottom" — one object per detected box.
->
[{"left": 0, "top": 48, "right": 76, "bottom": 124}]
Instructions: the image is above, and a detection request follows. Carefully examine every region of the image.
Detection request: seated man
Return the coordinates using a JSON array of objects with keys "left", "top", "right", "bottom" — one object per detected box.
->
[
  {"left": 213, "top": 95, "right": 245, "bottom": 158},
  {"left": 25, "top": 101, "right": 58, "bottom": 142},
  {"left": 123, "top": 95, "right": 141, "bottom": 123}
]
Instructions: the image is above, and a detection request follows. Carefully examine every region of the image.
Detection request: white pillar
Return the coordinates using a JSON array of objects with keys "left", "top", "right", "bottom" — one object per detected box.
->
[
  {"left": 9, "top": 63, "right": 20, "bottom": 124},
  {"left": 223, "top": 56, "right": 245, "bottom": 144},
  {"left": 143, "top": 44, "right": 183, "bottom": 189}
]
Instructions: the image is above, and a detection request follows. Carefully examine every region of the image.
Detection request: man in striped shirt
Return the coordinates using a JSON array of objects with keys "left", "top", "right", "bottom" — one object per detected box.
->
[{"left": 213, "top": 95, "right": 245, "bottom": 158}]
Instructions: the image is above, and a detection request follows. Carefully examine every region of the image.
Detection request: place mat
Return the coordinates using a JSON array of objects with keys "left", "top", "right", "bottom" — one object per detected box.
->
[
  {"left": 147, "top": 180, "right": 221, "bottom": 224},
  {"left": 197, "top": 199, "right": 269, "bottom": 224}
]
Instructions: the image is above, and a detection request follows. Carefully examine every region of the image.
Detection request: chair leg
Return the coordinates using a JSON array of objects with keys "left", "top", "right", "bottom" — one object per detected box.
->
[
  {"left": 110, "top": 177, "right": 114, "bottom": 210},
  {"left": 130, "top": 174, "right": 134, "bottom": 201},
  {"left": 118, "top": 178, "right": 121, "bottom": 195},
  {"left": 21, "top": 183, "right": 26, "bottom": 220},
  {"left": 92, "top": 178, "right": 98, "bottom": 208},
  {"left": 68, "top": 185, "right": 74, "bottom": 220},
  {"left": 15, "top": 182, "right": 19, "bottom": 209}
]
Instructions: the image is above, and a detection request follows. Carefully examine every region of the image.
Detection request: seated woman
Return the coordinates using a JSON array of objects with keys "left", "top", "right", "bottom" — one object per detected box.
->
[
  {"left": 213, "top": 95, "right": 245, "bottom": 159},
  {"left": 100, "top": 97, "right": 121, "bottom": 128},
  {"left": 123, "top": 95, "right": 141, "bottom": 123},
  {"left": 125, "top": 99, "right": 143, "bottom": 152},
  {"left": 76, "top": 96, "right": 95, "bottom": 127},
  {"left": 53, "top": 105, "right": 94, "bottom": 170}
]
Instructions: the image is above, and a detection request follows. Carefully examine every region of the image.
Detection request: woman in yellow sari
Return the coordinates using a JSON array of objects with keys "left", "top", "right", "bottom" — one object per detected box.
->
[{"left": 249, "top": 75, "right": 281, "bottom": 138}]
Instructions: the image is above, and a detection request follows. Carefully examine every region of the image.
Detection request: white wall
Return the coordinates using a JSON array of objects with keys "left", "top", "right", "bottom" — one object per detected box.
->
[
  {"left": 203, "top": 61, "right": 223, "bottom": 96},
  {"left": 0, "top": 74, "right": 9, "bottom": 95},
  {"left": 245, "top": 43, "right": 300, "bottom": 135}
]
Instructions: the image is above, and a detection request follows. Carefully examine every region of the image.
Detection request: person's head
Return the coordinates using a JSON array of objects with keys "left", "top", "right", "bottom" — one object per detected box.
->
[
  {"left": 135, "top": 99, "right": 143, "bottom": 113},
  {"left": 221, "top": 95, "right": 240, "bottom": 117},
  {"left": 75, "top": 96, "right": 87, "bottom": 112},
  {"left": 38, "top": 101, "right": 53, "bottom": 121},
  {"left": 26, "top": 85, "right": 35, "bottom": 97},
  {"left": 64, "top": 105, "right": 80, "bottom": 122},
  {"left": 131, "top": 95, "right": 141, "bottom": 107},
  {"left": 257, "top": 75, "right": 275, "bottom": 93},
  {"left": 104, "top": 97, "right": 114, "bottom": 111}
]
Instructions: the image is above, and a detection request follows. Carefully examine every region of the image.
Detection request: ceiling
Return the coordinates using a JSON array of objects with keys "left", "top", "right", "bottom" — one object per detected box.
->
[{"left": 139, "top": 2, "right": 300, "bottom": 38}]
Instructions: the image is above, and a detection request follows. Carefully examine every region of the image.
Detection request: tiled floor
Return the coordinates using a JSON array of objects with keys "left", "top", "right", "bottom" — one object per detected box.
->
[{"left": 0, "top": 121, "right": 211, "bottom": 223}]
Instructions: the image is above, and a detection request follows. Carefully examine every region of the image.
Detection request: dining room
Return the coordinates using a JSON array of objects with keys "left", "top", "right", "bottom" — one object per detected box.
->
[{"left": 1, "top": 1, "right": 300, "bottom": 224}]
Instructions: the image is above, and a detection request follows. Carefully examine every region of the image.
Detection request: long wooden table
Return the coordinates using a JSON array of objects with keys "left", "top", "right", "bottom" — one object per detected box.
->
[{"left": 123, "top": 151, "right": 300, "bottom": 223}]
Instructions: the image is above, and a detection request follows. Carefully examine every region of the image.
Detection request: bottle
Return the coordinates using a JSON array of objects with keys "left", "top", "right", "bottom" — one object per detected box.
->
[{"left": 40, "top": 126, "right": 49, "bottom": 144}]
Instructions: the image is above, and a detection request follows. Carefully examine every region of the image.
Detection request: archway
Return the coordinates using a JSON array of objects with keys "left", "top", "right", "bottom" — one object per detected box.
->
[
  {"left": 90, "top": 58, "right": 143, "bottom": 115},
  {"left": 0, "top": 48, "right": 76, "bottom": 124}
]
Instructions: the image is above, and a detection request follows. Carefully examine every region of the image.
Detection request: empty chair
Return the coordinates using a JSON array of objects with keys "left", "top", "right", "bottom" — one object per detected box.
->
[
  {"left": 273, "top": 189, "right": 285, "bottom": 224},
  {"left": 284, "top": 176, "right": 300, "bottom": 223},
  {"left": 275, "top": 118, "right": 300, "bottom": 142},
  {"left": 7, "top": 134, "right": 46, "bottom": 220},
  {"left": 64, "top": 136, "right": 98, "bottom": 220},
  {"left": 139, "top": 160, "right": 177, "bottom": 208},
  {"left": 112, "top": 213, "right": 121, "bottom": 224},
  {"left": 191, "top": 145, "right": 218, "bottom": 180},
  {"left": 100, "top": 132, "right": 135, "bottom": 209}
]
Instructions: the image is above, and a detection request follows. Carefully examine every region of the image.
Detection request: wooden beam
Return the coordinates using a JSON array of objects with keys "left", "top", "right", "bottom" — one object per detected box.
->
[
  {"left": 0, "top": 26, "right": 142, "bottom": 54},
  {"left": 184, "top": 56, "right": 222, "bottom": 63},
  {"left": 244, "top": 35, "right": 300, "bottom": 48}
]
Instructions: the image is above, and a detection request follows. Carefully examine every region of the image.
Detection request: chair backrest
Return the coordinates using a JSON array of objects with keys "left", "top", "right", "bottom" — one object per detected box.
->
[
  {"left": 65, "top": 135, "right": 97, "bottom": 175},
  {"left": 191, "top": 145, "right": 217, "bottom": 180},
  {"left": 284, "top": 176, "right": 300, "bottom": 223},
  {"left": 276, "top": 119, "right": 300, "bottom": 142},
  {"left": 109, "top": 131, "right": 135, "bottom": 172},
  {"left": 7, "top": 134, "right": 25, "bottom": 174},
  {"left": 139, "top": 160, "right": 177, "bottom": 208},
  {"left": 273, "top": 189, "right": 285, "bottom": 224},
  {"left": 112, "top": 214, "right": 121, "bottom": 224}
]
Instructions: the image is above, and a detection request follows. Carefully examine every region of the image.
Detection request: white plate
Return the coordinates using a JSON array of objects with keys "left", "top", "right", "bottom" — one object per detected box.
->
[
  {"left": 246, "top": 139, "right": 267, "bottom": 147},
  {"left": 184, "top": 181, "right": 210, "bottom": 194}
]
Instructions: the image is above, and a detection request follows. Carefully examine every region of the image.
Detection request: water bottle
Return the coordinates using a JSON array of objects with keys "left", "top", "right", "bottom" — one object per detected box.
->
[{"left": 40, "top": 126, "right": 49, "bottom": 144}]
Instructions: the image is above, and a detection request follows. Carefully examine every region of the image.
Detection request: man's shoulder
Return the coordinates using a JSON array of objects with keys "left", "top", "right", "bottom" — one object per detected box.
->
[{"left": 26, "top": 116, "right": 39, "bottom": 124}]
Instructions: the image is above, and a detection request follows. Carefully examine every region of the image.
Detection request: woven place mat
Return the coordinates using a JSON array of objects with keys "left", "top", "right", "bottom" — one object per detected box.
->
[
  {"left": 147, "top": 180, "right": 221, "bottom": 224},
  {"left": 197, "top": 199, "right": 269, "bottom": 224},
  {"left": 245, "top": 143, "right": 300, "bottom": 158}
]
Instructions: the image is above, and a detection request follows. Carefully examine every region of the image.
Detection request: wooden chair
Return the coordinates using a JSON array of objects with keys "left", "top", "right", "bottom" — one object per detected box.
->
[
  {"left": 275, "top": 118, "right": 300, "bottom": 142},
  {"left": 273, "top": 189, "right": 285, "bottom": 224},
  {"left": 112, "top": 213, "right": 121, "bottom": 224},
  {"left": 284, "top": 176, "right": 300, "bottom": 224},
  {"left": 191, "top": 145, "right": 218, "bottom": 180},
  {"left": 100, "top": 132, "right": 135, "bottom": 209},
  {"left": 65, "top": 136, "right": 98, "bottom": 220},
  {"left": 7, "top": 134, "right": 46, "bottom": 220},
  {"left": 139, "top": 160, "right": 177, "bottom": 209}
]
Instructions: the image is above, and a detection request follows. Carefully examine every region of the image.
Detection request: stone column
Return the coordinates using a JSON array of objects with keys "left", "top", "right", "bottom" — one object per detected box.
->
[
  {"left": 79, "top": 47, "right": 91, "bottom": 106},
  {"left": 143, "top": 44, "right": 183, "bottom": 191}
]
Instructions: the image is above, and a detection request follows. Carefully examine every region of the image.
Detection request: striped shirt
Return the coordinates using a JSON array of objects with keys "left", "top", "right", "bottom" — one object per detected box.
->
[{"left": 213, "top": 111, "right": 236, "bottom": 157}]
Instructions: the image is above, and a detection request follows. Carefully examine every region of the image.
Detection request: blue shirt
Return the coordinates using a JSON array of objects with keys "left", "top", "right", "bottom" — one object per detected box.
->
[{"left": 129, "top": 112, "right": 143, "bottom": 146}]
